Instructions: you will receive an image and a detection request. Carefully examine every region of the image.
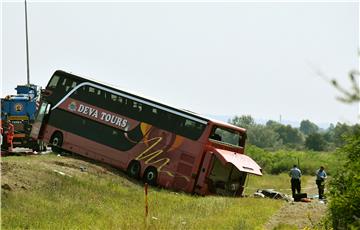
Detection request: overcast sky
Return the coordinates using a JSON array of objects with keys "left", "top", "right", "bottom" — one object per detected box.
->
[{"left": 2, "top": 1, "right": 359, "bottom": 127}]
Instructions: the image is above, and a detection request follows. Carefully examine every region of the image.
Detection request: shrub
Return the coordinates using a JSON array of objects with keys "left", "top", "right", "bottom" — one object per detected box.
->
[{"left": 327, "top": 134, "right": 360, "bottom": 229}]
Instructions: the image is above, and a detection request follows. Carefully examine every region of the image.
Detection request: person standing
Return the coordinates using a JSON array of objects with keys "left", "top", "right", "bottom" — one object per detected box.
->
[
  {"left": 289, "top": 164, "right": 302, "bottom": 198},
  {"left": 316, "top": 166, "right": 327, "bottom": 199}
]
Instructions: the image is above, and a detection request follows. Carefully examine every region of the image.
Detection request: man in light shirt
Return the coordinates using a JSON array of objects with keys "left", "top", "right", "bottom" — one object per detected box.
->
[
  {"left": 289, "top": 164, "right": 302, "bottom": 198},
  {"left": 316, "top": 166, "right": 327, "bottom": 199}
]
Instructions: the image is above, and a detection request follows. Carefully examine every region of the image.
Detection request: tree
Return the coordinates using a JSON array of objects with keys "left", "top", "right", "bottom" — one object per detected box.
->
[
  {"left": 272, "top": 124, "right": 304, "bottom": 147},
  {"left": 247, "top": 125, "right": 282, "bottom": 149},
  {"left": 325, "top": 68, "right": 360, "bottom": 229},
  {"left": 305, "top": 133, "right": 326, "bottom": 151},
  {"left": 331, "top": 70, "right": 360, "bottom": 103},
  {"left": 327, "top": 133, "right": 360, "bottom": 229},
  {"left": 299, "top": 119, "right": 319, "bottom": 136},
  {"left": 332, "top": 122, "right": 353, "bottom": 147},
  {"left": 230, "top": 115, "right": 255, "bottom": 129}
]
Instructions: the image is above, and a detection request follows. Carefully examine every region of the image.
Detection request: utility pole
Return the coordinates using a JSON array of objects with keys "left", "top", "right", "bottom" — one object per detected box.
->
[{"left": 24, "top": 0, "right": 30, "bottom": 85}]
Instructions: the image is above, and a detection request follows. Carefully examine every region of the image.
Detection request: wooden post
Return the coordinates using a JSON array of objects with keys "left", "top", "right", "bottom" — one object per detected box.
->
[{"left": 144, "top": 183, "right": 148, "bottom": 218}]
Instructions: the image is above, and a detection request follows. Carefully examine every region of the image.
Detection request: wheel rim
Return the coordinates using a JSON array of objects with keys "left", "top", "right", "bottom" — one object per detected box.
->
[
  {"left": 131, "top": 164, "right": 139, "bottom": 176},
  {"left": 52, "top": 137, "right": 60, "bottom": 146},
  {"left": 147, "top": 171, "right": 155, "bottom": 181}
]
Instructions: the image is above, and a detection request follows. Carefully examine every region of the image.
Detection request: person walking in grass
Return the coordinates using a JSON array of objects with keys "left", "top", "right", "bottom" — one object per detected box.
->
[
  {"left": 289, "top": 164, "right": 302, "bottom": 198},
  {"left": 316, "top": 166, "right": 327, "bottom": 200}
]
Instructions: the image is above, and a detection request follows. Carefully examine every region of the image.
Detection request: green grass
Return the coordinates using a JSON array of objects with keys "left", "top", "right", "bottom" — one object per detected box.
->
[
  {"left": 244, "top": 173, "right": 313, "bottom": 196},
  {"left": 1, "top": 154, "right": 284, "bottom": 229},
  {"left": 246, "top": 145, "right": 345, "bottom": 175}
]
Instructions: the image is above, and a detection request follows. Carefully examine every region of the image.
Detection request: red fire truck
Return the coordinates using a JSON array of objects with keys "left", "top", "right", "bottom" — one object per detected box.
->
[{"left": 31, "top": 70, "right": 262, "bottom": 196}]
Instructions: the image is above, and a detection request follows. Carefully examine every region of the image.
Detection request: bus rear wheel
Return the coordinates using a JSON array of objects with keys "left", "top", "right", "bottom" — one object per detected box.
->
[
  {"left": 144, "top": 167, "right": 158, "bottom": 186},
  {"left": 127, "top": 160, "right": 141, "bottom": 179},
  {"left": 50, "top": 132, "right": 63, "bottom": 153}
]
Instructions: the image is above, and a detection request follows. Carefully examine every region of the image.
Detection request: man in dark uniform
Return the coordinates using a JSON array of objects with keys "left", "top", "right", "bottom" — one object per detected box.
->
[{"left": 289, "top": 164, "right": 302, "bottom": 198}]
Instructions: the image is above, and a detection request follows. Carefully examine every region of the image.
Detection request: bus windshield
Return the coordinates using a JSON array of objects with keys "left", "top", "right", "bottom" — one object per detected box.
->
[{"left": 209, "top": 126, "right": 246, "bottom": 148}]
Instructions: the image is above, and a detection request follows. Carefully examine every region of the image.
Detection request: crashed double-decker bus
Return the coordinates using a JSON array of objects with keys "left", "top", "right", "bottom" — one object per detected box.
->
[{"left": 31, "top": 70, "right": 262, "bottom": 196}]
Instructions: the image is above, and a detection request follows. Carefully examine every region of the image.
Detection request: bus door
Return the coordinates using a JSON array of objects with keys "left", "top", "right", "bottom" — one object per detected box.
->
[
  {"left": 30, "top": 101, "right": 50, "bottom": 140},
  {"left": 206, "top": 148, "right": 262, "bottom": 196},
  {"left": 194, "top": 151, "right": 214, "bottom": 195}
]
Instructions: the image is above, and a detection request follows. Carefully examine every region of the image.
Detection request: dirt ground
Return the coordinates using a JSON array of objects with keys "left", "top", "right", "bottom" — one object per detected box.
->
[{"left": 264, "top": 179, "right": 327, "bottom": 229}]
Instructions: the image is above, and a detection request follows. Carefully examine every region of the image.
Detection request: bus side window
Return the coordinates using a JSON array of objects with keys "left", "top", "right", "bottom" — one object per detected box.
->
[
  {"left": 48, "top": 75, "right": 60, "bottom": 89},
  {"left": 70, "top": 81, "right": 78, "bottom": 94},
  {"left": 103, "top": 91, "right": 108, "bottom": 100},
  {"left": 61, "top": 78, "right": 67, "bottom": 87},
  {"left": 64, "top": 79, "right": 77, "bottom": 92},
  {"left": 110, "top": 94, "right": 117, "bottom": 102},
  {"left": 133, "top": 101, "right": 142, "bottom": 112},
  {"left": 94, "top": 89, "right": 105, "bottom": 105},
  {"left": 72, "top": 86, "right": 86, "bottom": 101},
  {"left": 88, "top": 87, "right": 95, "bottom": 94}
]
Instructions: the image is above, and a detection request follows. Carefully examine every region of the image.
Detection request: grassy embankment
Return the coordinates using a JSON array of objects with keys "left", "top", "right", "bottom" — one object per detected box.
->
[
  {"left": 2, "top": 147, "right": 341, "bottom": 229},
  {"left": 1, "top": 153, "right": 289, "bottom": 230}
]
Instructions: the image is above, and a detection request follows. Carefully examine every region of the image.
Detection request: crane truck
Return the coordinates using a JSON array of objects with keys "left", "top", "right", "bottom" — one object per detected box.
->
[{"left": 1, "top": 84, "right": 46, "bottom": 152}]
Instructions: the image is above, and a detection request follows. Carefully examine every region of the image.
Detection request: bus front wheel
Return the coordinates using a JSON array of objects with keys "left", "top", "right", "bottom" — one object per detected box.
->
[
  {"left": 50, "top": 132, "right": 63, "bottom": 153},
  {"left": 144, "top": 167, "right": 158, "bottom": 186},
  {"left": 127, "top": 160, "right": 141, "bottom": 179}
]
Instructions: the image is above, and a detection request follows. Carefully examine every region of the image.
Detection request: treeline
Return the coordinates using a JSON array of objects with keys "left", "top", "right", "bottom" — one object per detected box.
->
[{"left": 229, "top": 115, "right": 359, "bottom": 151}]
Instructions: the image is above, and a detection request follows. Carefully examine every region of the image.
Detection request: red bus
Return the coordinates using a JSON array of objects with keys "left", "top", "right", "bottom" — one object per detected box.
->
[{"left": 31, "top": 70, "right": 262, "bottom": 196}]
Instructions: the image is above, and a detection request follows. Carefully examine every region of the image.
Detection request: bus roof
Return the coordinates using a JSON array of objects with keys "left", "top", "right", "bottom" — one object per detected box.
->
[{"left": 53, "top": 70, "right": 245, "bottom": 132}]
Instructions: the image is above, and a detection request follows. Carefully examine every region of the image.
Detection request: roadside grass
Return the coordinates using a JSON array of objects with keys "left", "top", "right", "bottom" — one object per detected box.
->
[
  {"left": 1, "top": 154, "right": 284, "bottom": 229},
  {"left": 245, "top": 173, "right": 314, "bottom": 195},
  {"left": 246, "top": 145, "right": 344, "bottom": 176}
]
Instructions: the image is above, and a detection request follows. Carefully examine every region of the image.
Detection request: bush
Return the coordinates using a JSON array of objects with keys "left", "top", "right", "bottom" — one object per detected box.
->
[{"left": 327, "top": 134, "right": 360, "bottom": 229}]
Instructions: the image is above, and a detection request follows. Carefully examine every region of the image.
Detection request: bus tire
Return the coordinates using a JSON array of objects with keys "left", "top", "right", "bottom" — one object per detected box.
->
[
  {"left": 143, "top": 166, "right": 158, "bottom": 186},
  {"left": 50, "top": 132, "right": 63, "bottom": 153},
  {"left": 127, "top": 160, "right": 141, "bottom": 179}
]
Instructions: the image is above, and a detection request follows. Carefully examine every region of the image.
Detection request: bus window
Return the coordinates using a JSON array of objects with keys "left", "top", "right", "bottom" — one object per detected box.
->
[
  {"left": 70, "top": 81, "right": 78, "bottom": 94},
  {"left": 61, "top": 78, "right": 67, "bottom": 86},
  {"left": 209, "top": 126, "right": 245, "bottom": 147},
  {"left": 71, "top": 81, "right": 77, "bottom": 88},
  {"left": 48, "top": 75, "right": 60, "bottom": 89},
  {"left": 133, "top": 101, "right": 142, "bottom": 112},
  {"left": 118, "top": 96, "right": 125, "bottom": 104},
  {"left": 111, "top": 94, "right": 117, "bottom": 101},
  {"left": 89, "top": 87, "right": 95, "bottom": 93},
  {"left": 63, "top": 80, "right": 78, "bottom": 92}
]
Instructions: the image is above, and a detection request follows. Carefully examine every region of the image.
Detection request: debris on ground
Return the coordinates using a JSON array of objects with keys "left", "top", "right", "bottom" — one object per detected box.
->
[
  {"left": 254, "top": 189, "right": 293, "bottom": 202},
  {"left": 53, "top": 169, "right": 72, "bottom": 177},
  {"left": 80, "top": 166, "right": 87, "bottom": 172}
]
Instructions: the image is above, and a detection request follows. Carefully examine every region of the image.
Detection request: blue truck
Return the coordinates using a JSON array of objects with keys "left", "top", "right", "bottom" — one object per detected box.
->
[{"left": 1, "top": 84, "right": 46, "bottom": 152}]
